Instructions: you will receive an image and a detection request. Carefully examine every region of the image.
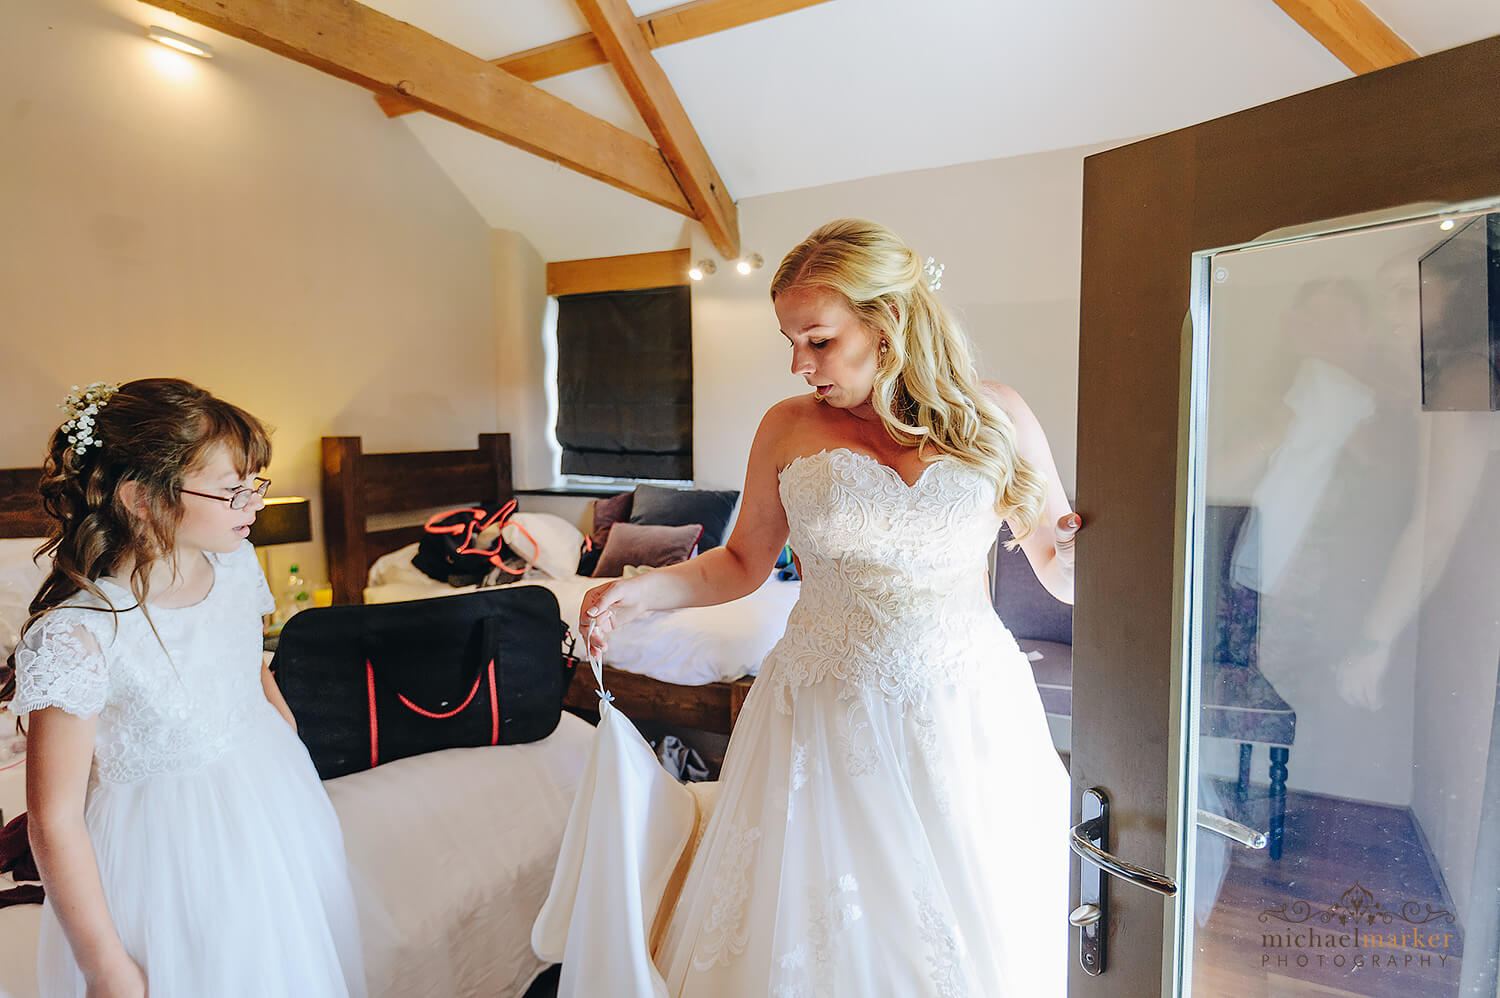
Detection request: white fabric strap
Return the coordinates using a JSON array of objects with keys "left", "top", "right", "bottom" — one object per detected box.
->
[{"left": 585, "top": 620, "right": 614, "bottom": 711}]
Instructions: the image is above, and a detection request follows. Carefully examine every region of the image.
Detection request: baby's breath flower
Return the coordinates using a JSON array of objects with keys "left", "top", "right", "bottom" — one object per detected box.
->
[{"left": 57, "top": 382, "right": 118, "bottom": 455}]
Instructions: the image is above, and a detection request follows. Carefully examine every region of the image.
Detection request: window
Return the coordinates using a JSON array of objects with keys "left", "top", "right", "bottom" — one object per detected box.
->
[{"left": 553, "top": 285, "right": 693, "bottom": 481}]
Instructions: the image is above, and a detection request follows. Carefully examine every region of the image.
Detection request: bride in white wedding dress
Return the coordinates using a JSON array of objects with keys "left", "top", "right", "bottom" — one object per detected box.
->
[{"left": 536, "top": 219, "right": 1077, "bottom": 996}]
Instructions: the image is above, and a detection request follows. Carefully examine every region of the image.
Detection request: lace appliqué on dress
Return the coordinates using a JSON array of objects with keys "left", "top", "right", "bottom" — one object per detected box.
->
[
  {"left": 915, "top": 882, "right": 969, "bottom": 998},
  {"left": 14, "top": 543, "right": 272, "bottom": 785},
  {"left": 786, "top": 740, "right": 825, "bottom": 823},
  {"left": 837, "top": 695, "right": 879, "bottom": 778},
  {"left": 691, "top": 821, "right": 762, "bottom": 970},
  {"left": 772, "top": 874, "right": 863, "bottom": 998},
  {"left": 911, "top": 707, "right": 952, "bottom": 817},
  {"left": 13, "top": 612, "right": 110, "bottom": 718}
]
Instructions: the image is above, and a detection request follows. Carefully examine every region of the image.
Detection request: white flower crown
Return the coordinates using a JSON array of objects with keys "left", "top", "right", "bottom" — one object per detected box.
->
[
  {"left": 58, "top": 382, "right": 118, "bottom": 456},
  {"left": 923, "top": 256, "right": 944, "bottom": 292}
]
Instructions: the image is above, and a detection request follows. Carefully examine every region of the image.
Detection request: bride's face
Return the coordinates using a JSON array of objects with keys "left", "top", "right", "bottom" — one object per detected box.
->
[{"left": 775, "top": 285, "right": 881, "bottom": 411}]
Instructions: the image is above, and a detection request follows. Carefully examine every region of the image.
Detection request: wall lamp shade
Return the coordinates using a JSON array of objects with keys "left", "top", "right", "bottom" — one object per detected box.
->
[
  {"left": 147, "top": 25, "right": 215, "bottom": 59},
  {"left": 248, "top": 497, "right": 312, "bottom": 547}
]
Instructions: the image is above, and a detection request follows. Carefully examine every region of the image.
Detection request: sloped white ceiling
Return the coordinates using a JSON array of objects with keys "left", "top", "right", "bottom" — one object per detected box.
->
[{"left": 363, "top": 0, "right": 1500, "bottom": 260}]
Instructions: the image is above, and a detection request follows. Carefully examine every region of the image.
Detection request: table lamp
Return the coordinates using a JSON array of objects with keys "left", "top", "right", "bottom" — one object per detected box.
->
[{"left": 248, "top": 496, "right": 312, "bottom": 622}]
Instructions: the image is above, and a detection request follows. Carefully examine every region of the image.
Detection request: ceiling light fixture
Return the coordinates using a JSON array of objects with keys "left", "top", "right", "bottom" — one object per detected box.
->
[
  {"left": 689, "top": 259, "right": 716, "bottom": 281},
  {"left": 1440, "top": 218, "right": 1457, "bottom": 231},
  {"left": 147, "top": 25, "right": 214, "bottom": 59},
  {"left": 736, "top": 253, "right": 763, "bottom": 276}
]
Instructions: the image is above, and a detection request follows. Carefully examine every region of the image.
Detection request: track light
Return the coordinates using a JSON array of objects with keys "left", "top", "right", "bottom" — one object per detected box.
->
[
  {"left": 736, "top": 253, "right": 763, "bottom": 276},
  {"left": 688, "top": 259, "right": 716, "bottom": 281},
  {"left": 147, "top": 25, "right": 214, "bottom": 58}
]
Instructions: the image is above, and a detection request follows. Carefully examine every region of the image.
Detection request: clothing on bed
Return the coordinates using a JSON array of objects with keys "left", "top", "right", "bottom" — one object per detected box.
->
[
  {"left": 537, "top": 448, "right": 1069, "bottom": 996},
  {"left": 11, "top": 541, "right": 365, "bottom": 998}
]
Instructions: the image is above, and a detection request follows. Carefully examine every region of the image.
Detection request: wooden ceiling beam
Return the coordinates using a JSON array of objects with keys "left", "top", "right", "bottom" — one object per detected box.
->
[
  {"left": 140, "top": 0, "right": 693, "bottom": 215},
  {"left": 546, "top": 249, "right": 692, "bottom": 296},
  {"left": 575, "top": 0, "right": 740, "bottom": 258},
  {"left": 376, "top": 0, "right": 832, "bottom": 117},
  {"left": 1271, "top": 0, "right": 1418, "bottom": 74}
]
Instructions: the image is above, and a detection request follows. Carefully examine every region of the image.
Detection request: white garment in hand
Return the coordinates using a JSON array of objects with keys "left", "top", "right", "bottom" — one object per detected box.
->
[{"left": 537, "top": 447, "right": 1070, "bottom": 996}]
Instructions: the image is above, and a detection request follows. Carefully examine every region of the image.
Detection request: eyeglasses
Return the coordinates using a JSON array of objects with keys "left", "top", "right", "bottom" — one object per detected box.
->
[{"left": 181, "top": 477, "right": 271, "bottom": 510}]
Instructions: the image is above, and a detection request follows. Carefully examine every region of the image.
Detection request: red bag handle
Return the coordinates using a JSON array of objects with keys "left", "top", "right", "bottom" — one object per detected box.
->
[
  {"left": 423, "top": 500, "right": 539, "bottom": 576},
  {"left": 366, "top": 658, "right": 500, "bottom": 768}
]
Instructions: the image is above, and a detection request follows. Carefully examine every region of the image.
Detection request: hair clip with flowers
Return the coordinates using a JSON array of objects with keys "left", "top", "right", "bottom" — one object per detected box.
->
[
  {"left": 923, "top": 257, "right": 944, "bottom": 292},
  {"left": 58, "top": 382, "right": 118, "bottom": 456}
]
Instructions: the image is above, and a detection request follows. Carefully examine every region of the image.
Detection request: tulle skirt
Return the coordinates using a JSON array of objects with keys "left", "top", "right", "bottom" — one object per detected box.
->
[
  {"left": 653, "top": 653, "right": 1071, "bottom": 996},
  {"left": 37, "top": 709, "right": 365, "bottom": 998}
]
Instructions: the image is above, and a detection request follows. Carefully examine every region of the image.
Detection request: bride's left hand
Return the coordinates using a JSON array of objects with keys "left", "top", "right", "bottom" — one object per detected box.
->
[{"left": 1054, "top": 513, "right": 1082, "bottom": 579}]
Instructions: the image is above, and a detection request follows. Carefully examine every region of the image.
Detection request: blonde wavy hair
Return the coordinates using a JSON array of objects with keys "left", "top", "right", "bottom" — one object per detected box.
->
[{"left": 771, "top": 219, "right": 1046, "bottom": 539}]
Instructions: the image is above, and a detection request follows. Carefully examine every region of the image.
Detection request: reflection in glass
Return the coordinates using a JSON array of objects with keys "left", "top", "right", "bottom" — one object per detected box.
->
[{"left": 1184, "top": 205, "right": 1500, "bottom": 997}]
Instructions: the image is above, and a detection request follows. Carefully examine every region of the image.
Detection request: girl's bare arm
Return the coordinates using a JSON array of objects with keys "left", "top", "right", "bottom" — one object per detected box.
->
[{"left": 26, "top": 707, "right": 143, "bottom": 989}]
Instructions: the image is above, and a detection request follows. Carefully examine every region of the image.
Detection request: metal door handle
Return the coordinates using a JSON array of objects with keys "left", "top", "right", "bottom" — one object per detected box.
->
[
  {"left": 1069, "top": 813, "right": 1179, "bottom": 897},
  {"left": 1069, "top": 903, "right": 1102, "bottom": 927},
  {"left": 1196, "top": 809, "right": 1267, "bottom": 850}
]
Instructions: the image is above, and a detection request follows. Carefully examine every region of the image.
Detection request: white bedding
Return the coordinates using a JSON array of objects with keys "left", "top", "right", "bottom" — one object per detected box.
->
[
  {"left": 365, "top": 552, "right": 800, "bottom": 687},
  {"left": 0, "top": 712, "right": 594, "bottom": 998}
]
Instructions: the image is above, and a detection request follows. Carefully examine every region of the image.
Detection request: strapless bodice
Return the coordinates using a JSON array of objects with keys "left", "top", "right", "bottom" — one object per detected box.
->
[{"left": 761, "top": 447, "right": 1023, "bottom": 710}]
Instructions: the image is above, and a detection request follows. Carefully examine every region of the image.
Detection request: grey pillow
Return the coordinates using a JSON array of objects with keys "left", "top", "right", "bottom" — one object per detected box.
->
[
  {"left": 629, "top": 485, "right": 740, "bottom": 550},
  {"left": 592, "top": 522, "right": 703, "bottom": 578}
]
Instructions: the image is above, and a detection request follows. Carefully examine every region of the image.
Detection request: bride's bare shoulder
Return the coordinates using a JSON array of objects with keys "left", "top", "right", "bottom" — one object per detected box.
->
[{"left": 753, "top": 395, "right": 837, "bottom": 467}]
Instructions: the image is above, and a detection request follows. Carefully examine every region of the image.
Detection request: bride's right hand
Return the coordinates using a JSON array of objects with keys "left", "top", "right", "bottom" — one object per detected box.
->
[{"left": 579, "top": 579, "right": 645, "bottom": 657}]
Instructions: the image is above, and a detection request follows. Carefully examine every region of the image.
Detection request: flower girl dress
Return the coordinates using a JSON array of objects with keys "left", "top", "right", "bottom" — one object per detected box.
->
[{"left": 14, "top": 541, "right": 365, "bottom": 997}]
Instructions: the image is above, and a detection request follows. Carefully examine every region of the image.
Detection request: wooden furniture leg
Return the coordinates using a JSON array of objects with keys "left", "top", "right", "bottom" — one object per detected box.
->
[{"left": 1268, "top": 746, "right": 1290, "bottom": 860}]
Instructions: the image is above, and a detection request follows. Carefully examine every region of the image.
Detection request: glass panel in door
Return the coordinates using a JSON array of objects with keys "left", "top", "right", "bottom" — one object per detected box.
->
[{"left": 1181, "top": 202, "right": 1500, "bottom": 997}]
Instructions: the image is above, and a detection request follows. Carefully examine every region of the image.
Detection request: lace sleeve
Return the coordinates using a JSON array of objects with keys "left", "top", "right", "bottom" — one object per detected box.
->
[
  {"left": 12, "top": 608, "right": 110, "bottom": 718},
  {"left": 240, "top": 541, "right": 276, "bottom": 617}
]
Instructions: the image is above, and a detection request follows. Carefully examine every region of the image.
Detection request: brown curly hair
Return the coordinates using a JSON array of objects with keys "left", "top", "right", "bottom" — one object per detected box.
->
[{"left": 1, "top": 378, "right": 271, "bottom": 712}]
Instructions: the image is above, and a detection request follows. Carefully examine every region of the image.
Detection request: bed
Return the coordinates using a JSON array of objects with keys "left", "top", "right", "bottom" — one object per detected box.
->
[
  {"left": 0, "top": 463, "right": 588, "bottom": 998},
  {"left": 321, "top": 434, "right": 801, "bottom": 735}
]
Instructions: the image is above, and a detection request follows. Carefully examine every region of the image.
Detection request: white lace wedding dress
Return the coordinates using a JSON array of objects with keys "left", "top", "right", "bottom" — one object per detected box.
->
[
  {"left": 535, "top": 447, "right": 1070, "bottom": 996},
  {"left": 12, "top": 541, "right": 365, "bottom": 997}
]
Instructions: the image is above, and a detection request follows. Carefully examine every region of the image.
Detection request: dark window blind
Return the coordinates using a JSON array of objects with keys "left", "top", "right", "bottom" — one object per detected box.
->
[{"left": 554, "top": 285, "right": 692, "bottom": 480}]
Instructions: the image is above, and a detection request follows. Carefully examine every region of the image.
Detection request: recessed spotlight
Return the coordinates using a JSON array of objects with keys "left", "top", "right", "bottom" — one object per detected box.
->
[
  {"left": 1440, "top": 218, "right": 1457, "bottom": 231},
  {"left": 147, "top": 25, "right": 214, "bottom": 59},
  {"left": 689, "top": 259, "right": 716, "bottom": 281},
  {"left": 736, "top": 253, "right": 763, "bottom": 276}
]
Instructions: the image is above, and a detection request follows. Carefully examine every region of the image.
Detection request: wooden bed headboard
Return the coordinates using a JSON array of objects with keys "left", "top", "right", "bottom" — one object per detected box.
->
[
  {"left": 321, "top": 434, "right": 513, "bottom": 606},
  {"left": 0, "top": 467, "right": 49, "bottom": 540}
]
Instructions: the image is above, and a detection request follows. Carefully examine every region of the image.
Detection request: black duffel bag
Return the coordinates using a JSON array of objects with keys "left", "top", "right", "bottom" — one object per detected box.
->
[{"left": 272, "top": 586, "right": 577, "bottom": 779}]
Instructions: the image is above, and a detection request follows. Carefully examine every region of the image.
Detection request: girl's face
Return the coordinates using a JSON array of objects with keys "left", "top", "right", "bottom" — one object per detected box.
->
[
  {"left": 175, "top": 444, "right": 264, "bottom": 556},
  {"left": 774, "top": 285, "right": 881, "bottom": 412}
]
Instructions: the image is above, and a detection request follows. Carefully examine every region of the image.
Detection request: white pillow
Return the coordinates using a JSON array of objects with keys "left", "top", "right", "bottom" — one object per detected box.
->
[
  {"left": 366, "top": 542, "right": 432, "bottom": 588},
  {"left": 0, "top": 537, "right": 51, "bottom": 658},
  {"left": 502, "top": 513, "right": 585, "bottom": 581}
]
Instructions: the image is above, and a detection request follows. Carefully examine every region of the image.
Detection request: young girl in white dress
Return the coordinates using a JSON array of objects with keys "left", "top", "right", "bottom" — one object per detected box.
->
[
  {"left": 547, "top": 220, "right": 1081, "bottom": 995},
  {"left": 4, "top": 378, "right": 365, "bottom": 998}
]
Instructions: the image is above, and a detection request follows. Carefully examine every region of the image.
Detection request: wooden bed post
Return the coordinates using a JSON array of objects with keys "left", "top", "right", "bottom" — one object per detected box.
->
[
  {"left": 322, "top": 437, "right": 367, "bottom": 605},
  {"left": 478, "top": 433, "right": 514, "bottom": 506}
]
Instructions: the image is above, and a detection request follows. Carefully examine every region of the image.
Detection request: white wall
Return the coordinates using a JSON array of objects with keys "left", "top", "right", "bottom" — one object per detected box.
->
[
  {"left": 491, "top": 229, "right": 556, "bottom": 490},
  {"left": 1, "top": 0, "right": 497, "bottom": 587}
]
